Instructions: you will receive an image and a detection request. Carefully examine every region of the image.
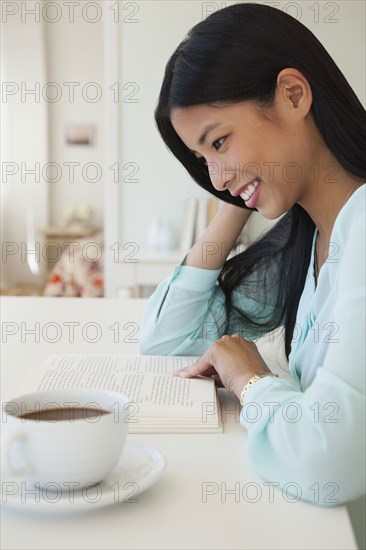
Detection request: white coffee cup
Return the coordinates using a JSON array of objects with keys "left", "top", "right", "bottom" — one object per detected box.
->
[{"left": 1, "top": 388, "right": 129, "bottom": 489}]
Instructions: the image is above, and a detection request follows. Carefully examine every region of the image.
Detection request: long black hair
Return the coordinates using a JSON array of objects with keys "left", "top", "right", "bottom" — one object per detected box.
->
[{"left": 154, "top": 3, "right": 366, "bottom": 359}]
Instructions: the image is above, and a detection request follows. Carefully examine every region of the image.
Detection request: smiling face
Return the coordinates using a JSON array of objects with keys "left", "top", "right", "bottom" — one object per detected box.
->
[{"left": 170, "top": 75, "right": 327, "bottom": 219}]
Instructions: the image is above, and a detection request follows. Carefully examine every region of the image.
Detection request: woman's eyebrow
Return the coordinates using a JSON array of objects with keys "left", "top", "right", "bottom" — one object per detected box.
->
[{"left": 188, "top": 122, "right": 221, "bottom": 153}]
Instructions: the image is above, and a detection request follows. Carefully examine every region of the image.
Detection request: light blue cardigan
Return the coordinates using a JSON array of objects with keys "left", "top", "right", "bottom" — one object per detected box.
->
[{"left": 139, "top": 184, "right": 366, "bottom": 506}]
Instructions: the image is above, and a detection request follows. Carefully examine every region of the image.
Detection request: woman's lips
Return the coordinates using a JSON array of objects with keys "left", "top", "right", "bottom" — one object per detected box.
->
[
  {"left": 239, "top": 179, "right": 260, "bottom": 201},
  {"left": 243, "top": 181, "right": 261, "bottom": 208},
  {"left": 232, "top": 178, "right": 260, "bottom": 197}
]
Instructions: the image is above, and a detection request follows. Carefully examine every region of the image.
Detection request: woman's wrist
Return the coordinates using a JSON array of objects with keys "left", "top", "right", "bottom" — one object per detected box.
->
[
  {"left": 232, "top": 373, "right": 257, "bottom": 401},
  {"left": 183, "top": 202, "right": 253, "bottom": 269},
  {"left": 218, "top": 202, "right": 253, "bottom": 221},
  {"left": 232, "top": 370, "right": 275, "bottom": 402}
]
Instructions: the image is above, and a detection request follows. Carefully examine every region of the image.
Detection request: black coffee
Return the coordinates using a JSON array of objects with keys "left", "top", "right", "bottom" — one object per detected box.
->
[{"left": 18, "top": 407, "right": 111, "bottom": 422}]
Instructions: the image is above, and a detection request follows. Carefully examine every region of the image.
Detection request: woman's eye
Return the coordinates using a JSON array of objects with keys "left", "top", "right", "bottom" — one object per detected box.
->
[
  {"left": 194, "top": 136, "right": 226, "bottom": 167},
  {"left": 212, "top": 136, "right": 226, "bottom": 150}
]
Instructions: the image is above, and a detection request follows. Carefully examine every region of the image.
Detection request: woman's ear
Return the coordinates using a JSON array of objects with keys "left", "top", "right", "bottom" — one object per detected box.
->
[
  {"left": 275, "top": 68, "right": 313, "bottom": 115},
  {"left": 283, "top": 83, "right": 303, "bottom": 109}
]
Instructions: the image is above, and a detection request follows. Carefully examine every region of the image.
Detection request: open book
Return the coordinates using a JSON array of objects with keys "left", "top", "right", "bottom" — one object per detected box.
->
[{"left": 20, "top": 354, "right": 222, "bottom": 434}]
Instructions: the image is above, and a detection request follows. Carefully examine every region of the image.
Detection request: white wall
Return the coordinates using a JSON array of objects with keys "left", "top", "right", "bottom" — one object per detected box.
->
[
  {"left": 1, "top": 12, "right": 49, "bottom": 286},
  {"left": 118, "top": 1, "right": 211, "bottom": 250},
  {"left": 1, "top": 1, "right": 105, "bottom": 289},
  {"left": 44, "top": 4, "right": 104, "bottom": 227}
]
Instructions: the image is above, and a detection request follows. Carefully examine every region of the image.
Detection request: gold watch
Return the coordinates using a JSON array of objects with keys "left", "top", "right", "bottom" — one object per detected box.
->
[{"left": 240, "top": 373, "right": 278, "bottom": 406}]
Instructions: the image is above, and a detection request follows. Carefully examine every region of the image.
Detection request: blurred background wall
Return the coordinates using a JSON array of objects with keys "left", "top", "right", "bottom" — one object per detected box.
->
[{"left": 1, "top": 1, "right": 365, "bottom": 298}]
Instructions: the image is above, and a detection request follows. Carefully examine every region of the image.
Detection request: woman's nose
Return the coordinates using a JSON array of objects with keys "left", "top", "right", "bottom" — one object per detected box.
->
[{"left": 207, "top": 161, "right": 233, "bottom": 192}]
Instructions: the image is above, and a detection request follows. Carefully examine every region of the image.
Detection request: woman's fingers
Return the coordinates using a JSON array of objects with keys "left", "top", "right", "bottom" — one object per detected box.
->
[
  {"left": 172, "top": 333, "right": 271, "bottom": 399},
  {"left": 173, "top": 355, "right": 215, "bottom": 378}
]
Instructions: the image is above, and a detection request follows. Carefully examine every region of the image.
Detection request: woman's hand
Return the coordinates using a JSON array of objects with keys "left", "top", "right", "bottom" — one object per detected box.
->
[{"left": 174, "top": 333, "right": 274, "bottom": 400}]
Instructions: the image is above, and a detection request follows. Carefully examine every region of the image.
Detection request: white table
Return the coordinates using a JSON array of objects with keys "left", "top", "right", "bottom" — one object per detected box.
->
[{"left": 0, "top": 297, "right": 358, "bottom": 550}]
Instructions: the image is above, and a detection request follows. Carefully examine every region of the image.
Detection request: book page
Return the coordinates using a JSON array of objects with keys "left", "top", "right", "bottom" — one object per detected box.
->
[
  {"left": 41, "top": 353, "right": 199, "bottom": 376},
  {"left": 20, "top": 354, "right": 216, "bottom": 417}
]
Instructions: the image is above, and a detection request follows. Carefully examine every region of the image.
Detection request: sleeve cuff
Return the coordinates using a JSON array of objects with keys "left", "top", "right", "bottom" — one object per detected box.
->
[
  {"left": 239, "top": 375, "right": 302, "bottom": 427},
  {"left": 168, "top": 254, "right": 222, "bottom": 292}
]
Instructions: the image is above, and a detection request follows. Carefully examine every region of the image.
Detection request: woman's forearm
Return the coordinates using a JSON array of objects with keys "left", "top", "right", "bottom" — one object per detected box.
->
[{"left": 183, "top": 202, "right": 253, "bottom": 270}]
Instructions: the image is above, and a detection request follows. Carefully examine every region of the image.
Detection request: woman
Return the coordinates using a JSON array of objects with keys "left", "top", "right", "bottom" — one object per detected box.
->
[{"left": 139, "top": 3, "right": 365, "bottom": 506}]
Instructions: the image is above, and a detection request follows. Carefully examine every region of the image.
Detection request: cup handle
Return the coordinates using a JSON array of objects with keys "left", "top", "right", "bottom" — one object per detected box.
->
[{"left": 4, "top": 430, "right": 35, "bottom": 476}]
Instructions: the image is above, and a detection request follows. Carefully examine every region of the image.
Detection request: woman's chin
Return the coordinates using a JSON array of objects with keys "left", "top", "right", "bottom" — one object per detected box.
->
[{"left": 257, "top": 205, "right": 286, "bottom": 220}]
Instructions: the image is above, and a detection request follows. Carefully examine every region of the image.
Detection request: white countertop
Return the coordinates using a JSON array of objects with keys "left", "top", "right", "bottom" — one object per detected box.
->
[{"left": 0, "top": 297, "right": 357, "bottom": 550}]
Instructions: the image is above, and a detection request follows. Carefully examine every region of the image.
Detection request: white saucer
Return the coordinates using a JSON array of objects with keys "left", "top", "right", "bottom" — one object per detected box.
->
[{"left": 1, "top": 440, "right": 166, "bottom": 515}]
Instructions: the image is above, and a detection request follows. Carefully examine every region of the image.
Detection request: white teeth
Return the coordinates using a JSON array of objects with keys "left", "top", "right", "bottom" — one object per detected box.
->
[{"left": 240, "top": 179, "right": 259, "bottom": 200}]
